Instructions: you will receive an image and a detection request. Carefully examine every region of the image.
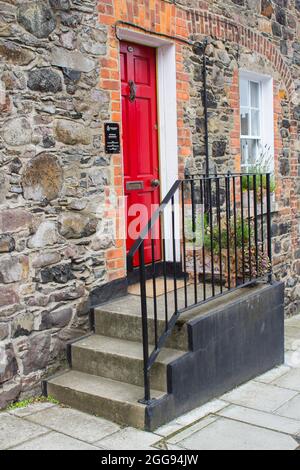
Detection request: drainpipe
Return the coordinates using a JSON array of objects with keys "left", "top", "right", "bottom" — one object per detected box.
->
[
  {"left": 194, "top": 38, "right": 211, "bottom": 178},
  {"left": 202, "top": 38, "right": 210, "bottom": 178}
]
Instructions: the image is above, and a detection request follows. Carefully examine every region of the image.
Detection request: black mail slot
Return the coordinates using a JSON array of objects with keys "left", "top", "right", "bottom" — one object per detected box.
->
[{"left": 126, "top": 181, "right": 144, "bottom": 191}]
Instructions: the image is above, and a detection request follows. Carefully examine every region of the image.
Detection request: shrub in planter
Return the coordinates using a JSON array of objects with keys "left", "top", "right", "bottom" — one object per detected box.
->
[
  {"left": 242, "top": 174, "right": 276, "bottom": 197},
  {"left": 184, "top": 212, "right": 271, "bottom": 288}
]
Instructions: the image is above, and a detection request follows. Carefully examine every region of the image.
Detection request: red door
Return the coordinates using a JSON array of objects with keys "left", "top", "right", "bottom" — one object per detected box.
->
[{"left": 121, "top": 41, "right": 161, "bottom": 266}]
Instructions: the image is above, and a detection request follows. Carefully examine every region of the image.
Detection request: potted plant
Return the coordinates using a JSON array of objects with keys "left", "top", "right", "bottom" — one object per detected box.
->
[
  {"left": 203, "top": 216, "right": 251, "bottom": 288},
  {"left": 184, "top": 211, "right": 271, "bottom": 289},
  {"left": 242, "top": 145, "right": 276, "bottom": 215}
]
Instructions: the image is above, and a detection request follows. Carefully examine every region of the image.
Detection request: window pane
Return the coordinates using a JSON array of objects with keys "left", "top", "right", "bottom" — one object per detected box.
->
[
  {"left": 241, "top": 139, "right": 259, "bottom": 169},
  {"left": 251, "top": 109, "right": 260, "bottom": 137},
  {"left": 241, "top": 108, "right": 250, "bottom": 136},
  {"left": 240, "top": 79, "right": 249, "bottom": 107},
  {"left": 250, "top": 81, "right": 260, "bottom": 108}
]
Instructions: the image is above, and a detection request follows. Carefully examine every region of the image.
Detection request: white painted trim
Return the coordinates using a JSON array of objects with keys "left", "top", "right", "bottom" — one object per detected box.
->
[
  {"left": 118, "top": 28, "right": 179, "bottom": 261},
  {"left": 117, "top": 28, "right": 173, "bottom": 48},
  {"left": 239, "top": 70, "right": 274, "bottom": 172},
  {"left": 157, "top": 44, "right": 180, "bottom": 260}
]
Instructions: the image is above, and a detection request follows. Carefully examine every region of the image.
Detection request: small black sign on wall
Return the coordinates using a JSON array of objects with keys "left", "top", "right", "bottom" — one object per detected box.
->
[{"left": 105, "top": 123, "right": 120, "bottom": 154}]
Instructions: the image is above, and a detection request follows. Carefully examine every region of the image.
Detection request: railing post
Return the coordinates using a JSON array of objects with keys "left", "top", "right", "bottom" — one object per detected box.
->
[
  {"left": 138, "top": 242, "right": 151, "bottom": 404},
  {"left": 253, "top": 174, "right": 259, "bottom": 277},
  {"left": 266, "top": 173, "right": 273, "bottom": 284},
  {"left": 225, "top": 174, "right": 231, "bottom": 290}
]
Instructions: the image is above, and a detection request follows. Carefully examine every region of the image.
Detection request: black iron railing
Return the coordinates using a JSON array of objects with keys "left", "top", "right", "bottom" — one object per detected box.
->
[{"left": 127, "top": 173, "right": 273, "bottom": 403}]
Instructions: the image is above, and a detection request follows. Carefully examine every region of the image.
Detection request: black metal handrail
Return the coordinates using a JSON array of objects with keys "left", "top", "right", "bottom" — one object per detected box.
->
[{"left": 127, "top": 173, "right": 273, "bottom": 403}]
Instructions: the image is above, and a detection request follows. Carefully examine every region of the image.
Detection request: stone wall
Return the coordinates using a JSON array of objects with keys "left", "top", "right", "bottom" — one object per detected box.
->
[
  {"left": 183, "top": 0, "right": 300, "bottom": 315},
  {"left": 0, "top": 0, "right": 114, "bottom": 407},
  {"left": 0, "top": 0, "right": 299, "bottom": 408}
]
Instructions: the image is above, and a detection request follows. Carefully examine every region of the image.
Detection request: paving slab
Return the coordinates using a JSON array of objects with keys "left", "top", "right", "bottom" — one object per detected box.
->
[
  {"left": 27, "top": 406, "right": 120, "bottom": 443},
  {"left": 276, "top": 395, "right": 300, "bottom": 421},
  {"left": 174, "top": 417, "right": 298, "bottom": 450},
  {"left": 218, "top": 405, "right": 300, "bottom": 436},
  {"left": 285, "top": 336, "right": 300, "bottom": 352},
  {"left": 273, "top": 368, "right": 300, "bottom": 392},
  {"left": 11, "top": 431, "right": 101, "bottom": 450},
  {"left": 8, "top": 402, "right": 57, "bottom": 418},
  {"left": 167, "top": 415, "right": 218, "bottom": 444},
  {"left": 255, "top": 366, "right": 291, "bottom": 384},
  {"left": 285, "top": 327, "right": 300, "bottom": 340},
  {"left": 154, "top": 420, "right": 183, "bottom": 437},
  {"left": 175, "top": 399, "right": 228, "bottom": 426},
  {"left": 154, "top": 400, "right": 227, "bottom": 436},
  {"left": 156, "top": 442, "right": 184, "bottom": 450},
  {"left": 285, "top": 316, "right": 300, "bottom": 328},
  {"left": 222, "top": 381, "right": 298, "bottom": 412},
  {"left": 285, "top": 350, "right": 300, "bottom": 369},
  {"left": 95, "top": 427, "right": 160, "bottom": 450},
  {"left": 0, "top": 413, "right": 48, "bottom": 450}
]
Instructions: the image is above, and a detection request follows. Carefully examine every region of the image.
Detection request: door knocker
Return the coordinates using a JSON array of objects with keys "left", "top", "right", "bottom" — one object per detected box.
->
[{"left": 128, "top": 80, "right": 136, "bottom": 103}]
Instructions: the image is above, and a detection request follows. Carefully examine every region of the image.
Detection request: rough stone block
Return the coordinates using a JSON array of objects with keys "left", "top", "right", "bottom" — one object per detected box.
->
[
  {"left": 0, "top": 255, "right": 29, "bottom": 284},
  {"left": 0, "top": 287, "right": 19, "bottom": 309},
  {"left": 28, "top": 221, "right": 58, "bottom": 248},
  {"left": 32, "top": 252, "right": 61, "bottom": 269},
  {"left": 58, "top": 212, "right": 98, "bottom": 239},
  {"left": 11, "top": 312, "right": 34, "bottom": 338},
  {"left": 28, "top": 68, "right": 62, "bottom": 93},
  {"left": 0, "top": 209, "right": 33, "bottom": 234},
  {"left": 49, "top": 0, "right": 71, "bottom": 10},
  {"left": 51, "top": 47, "right": 96, "bottom": 73},
  {"left": 2, "top": 117, "right": 32, "bottom": 146},
  {"left": 40, "top": 263, "right": 75, "bottom": 284},
  {"left": 0, "top": 323, "right": 9, "bottom": 341},
  {"left": 22, "top": 153, "right": 63, "bottom": 201},
  {"left": 0, "top": 381, "right": 21, "bottom": 410},
  {"left": 41, "top": 307, "right": 72, "bottom": 329},
  {"left": 54, "top": 120, "right": 92, "bottom": 145},
  {"left": 0, "top": 235, "right": 15, "bottom": 253},
  {"left": 21, "top": 333, "right": 51, "bottom": 375},
  {"left": 0, "top": 41, "right": 35, "bottom": 66},
  {"left": 17, "top": 2, "right": 56, "bottom": 39},
  {"left": 0, "top": 343, "right": 18, "bottom": 385}
]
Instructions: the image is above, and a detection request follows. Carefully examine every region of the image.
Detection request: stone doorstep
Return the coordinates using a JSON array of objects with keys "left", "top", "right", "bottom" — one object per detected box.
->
[
  {"left": 71, "top": 334, "right": 185, "bottom": 392},
  {"left": 46, "top": 369, "right": 165, "bottom": 430},
  {"left": 45, "top": 282, "right": 285, "bottom": 432}
]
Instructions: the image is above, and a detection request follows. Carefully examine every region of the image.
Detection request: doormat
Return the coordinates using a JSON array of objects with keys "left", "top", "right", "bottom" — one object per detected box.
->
[{"left": 128, "top": 278, "right": 188, "bottom": 298}]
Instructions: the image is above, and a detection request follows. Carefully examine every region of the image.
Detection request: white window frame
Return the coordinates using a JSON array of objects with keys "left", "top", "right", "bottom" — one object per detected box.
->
[{"left": 239, "top": 71, "right": 274, "bottom": 174}]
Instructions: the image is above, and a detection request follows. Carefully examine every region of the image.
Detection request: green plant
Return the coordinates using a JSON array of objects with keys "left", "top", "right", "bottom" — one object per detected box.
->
[
  {"left": 203, "top": 216, "right": 251, "bottom": 253},
  {"left": 184, "top": 212, "right": 207, "bottom": 246},
  {"left": 7, "top": 396, "right": 59, "bottom": 411},
  {"left": 242, "top": 174, "right": 276, "bottom": 193},
  {"left": 242, "top": 144, "right": 276, "bottom": 194}
]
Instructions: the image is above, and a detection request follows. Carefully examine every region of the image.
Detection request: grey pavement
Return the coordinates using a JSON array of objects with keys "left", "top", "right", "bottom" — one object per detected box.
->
[{"left": 1, "top": 314, "right": 300, "bottom": 451}]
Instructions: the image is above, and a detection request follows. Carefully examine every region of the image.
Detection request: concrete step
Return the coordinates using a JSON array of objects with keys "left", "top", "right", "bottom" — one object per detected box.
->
[
  {"left": 71, "top": 335, "right": 185, "bottom": 392},
  {"left": 47, "top": 370, "right": 166, "bottom": 429},
  {"left": 94, "top": 288, "right": 259, "bottom": 352},
  {"left": 95, "top": 300, "right": 189, "bottom": 351}
]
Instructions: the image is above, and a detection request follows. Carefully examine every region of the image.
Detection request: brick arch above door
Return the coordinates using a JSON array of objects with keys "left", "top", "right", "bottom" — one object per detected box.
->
[
  {"left": 189, "top": 10, "right": 296, "bottom": 101},
  {"left": 99, "top": 1, "right": 296, "bottom": 102}
]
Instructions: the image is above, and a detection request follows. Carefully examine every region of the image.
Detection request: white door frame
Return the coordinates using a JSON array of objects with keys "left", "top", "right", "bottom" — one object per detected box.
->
[{"left": 117, "top": 28, "right": 180, "bottom": 262}]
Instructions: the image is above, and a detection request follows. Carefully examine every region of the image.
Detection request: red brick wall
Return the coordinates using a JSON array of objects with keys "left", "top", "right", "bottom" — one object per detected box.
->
[{"left": 97, "top": 1, "right": 298, "bottom": 287}]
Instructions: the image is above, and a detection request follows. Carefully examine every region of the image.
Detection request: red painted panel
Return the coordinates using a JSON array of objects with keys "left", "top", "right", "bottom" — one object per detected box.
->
[{"left": 121, "top": 41, "right": 161, "bottom": 266}]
